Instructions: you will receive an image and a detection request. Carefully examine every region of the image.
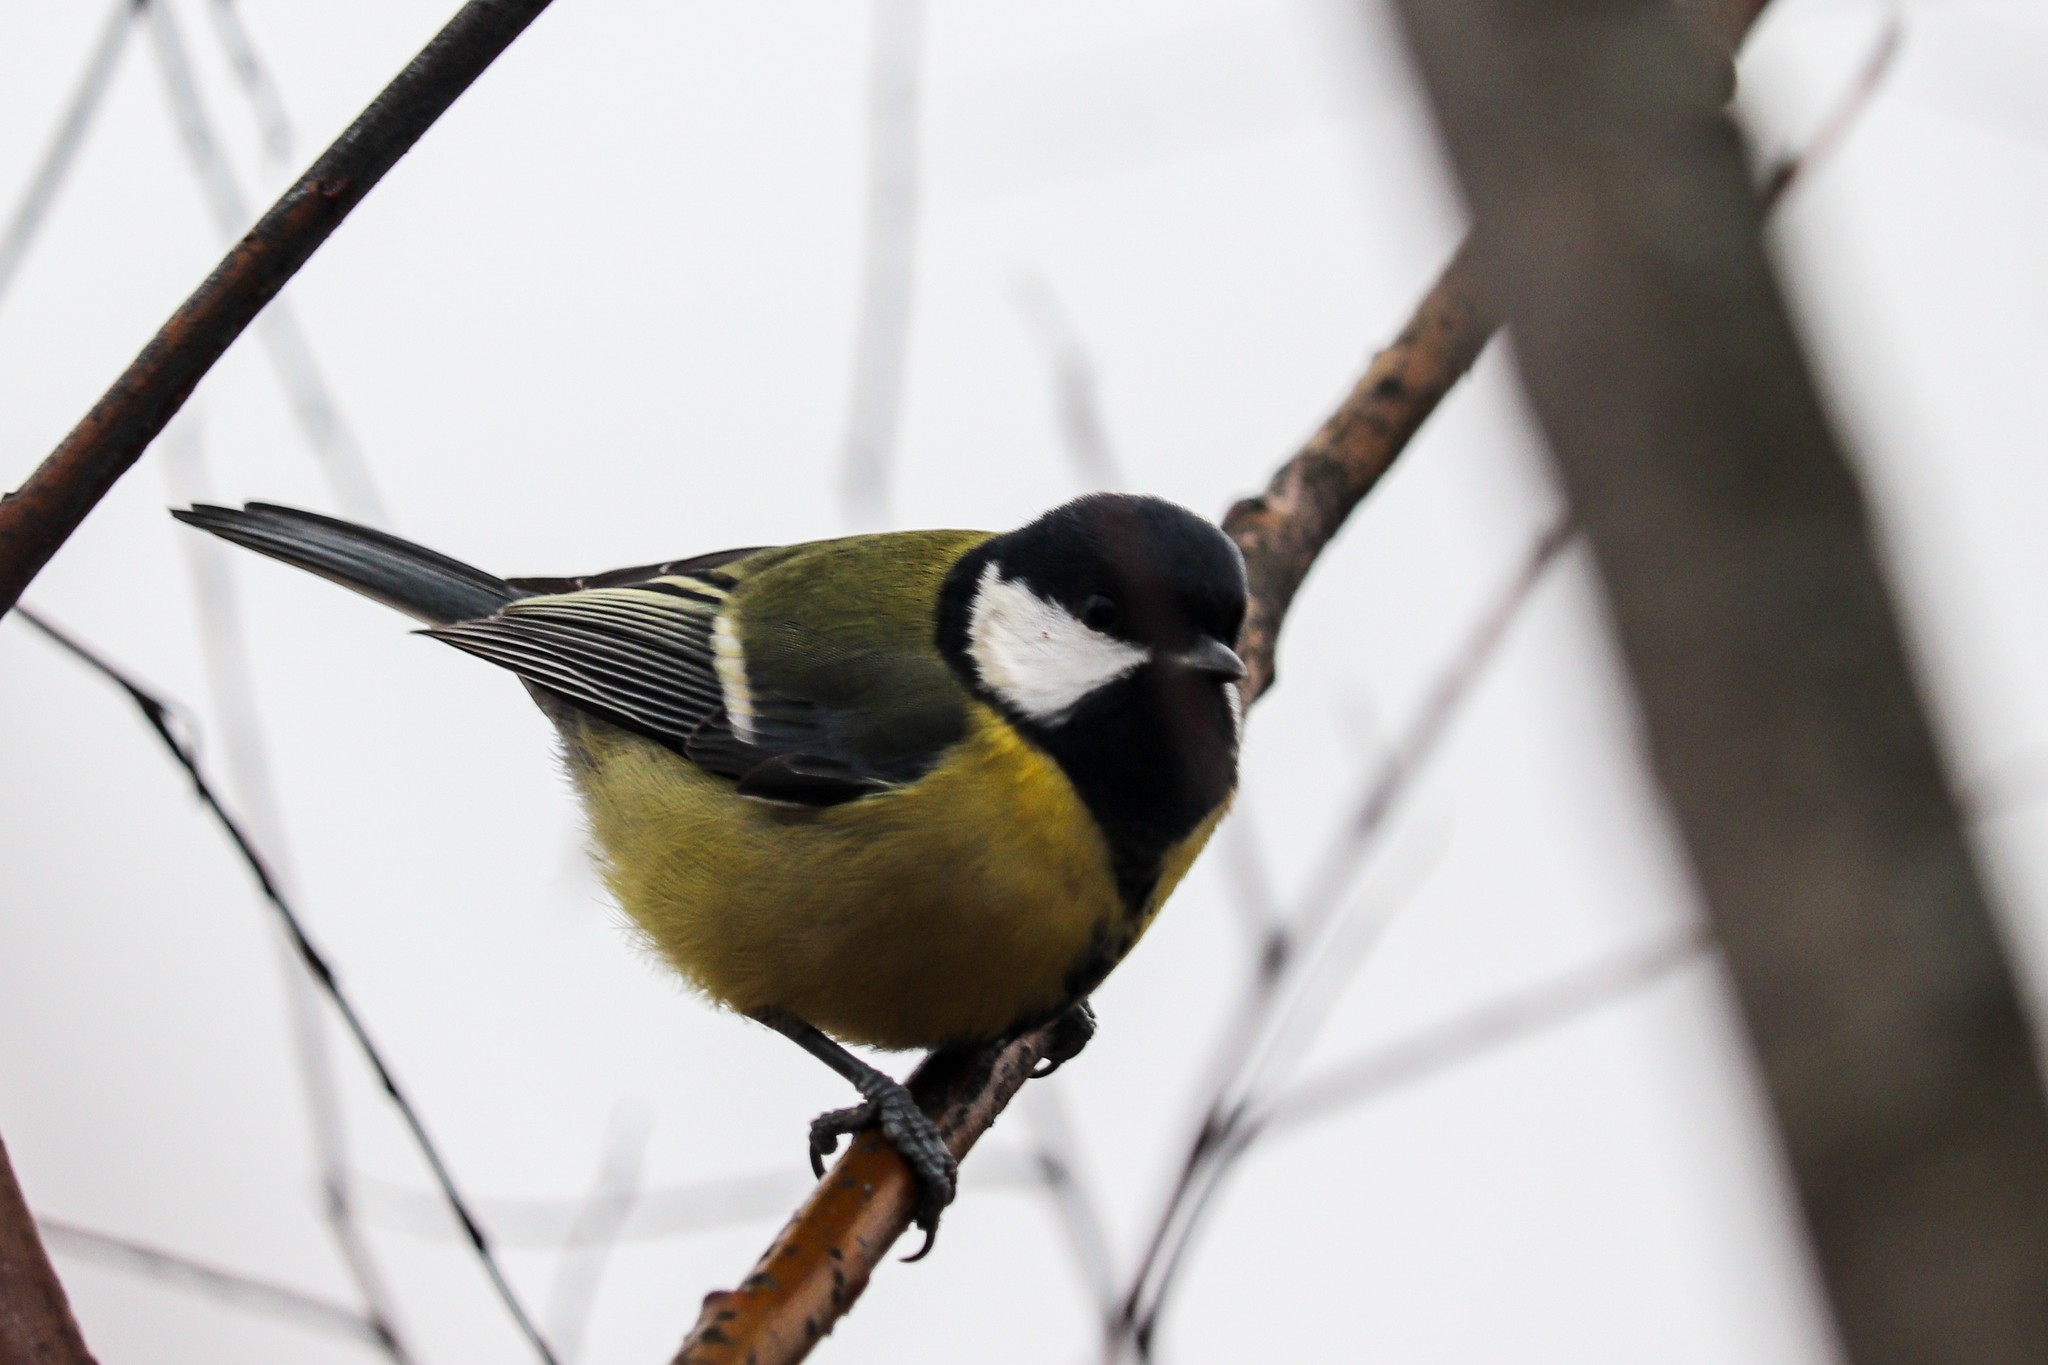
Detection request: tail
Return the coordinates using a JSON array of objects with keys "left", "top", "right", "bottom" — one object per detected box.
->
[{"left": 172, "top": 503, "right": 520, "bottom": 625}]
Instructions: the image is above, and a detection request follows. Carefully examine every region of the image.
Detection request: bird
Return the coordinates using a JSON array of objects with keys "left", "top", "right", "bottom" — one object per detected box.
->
[{"left": 174, "top": 494, "right": 1247, "bottom": 1252}]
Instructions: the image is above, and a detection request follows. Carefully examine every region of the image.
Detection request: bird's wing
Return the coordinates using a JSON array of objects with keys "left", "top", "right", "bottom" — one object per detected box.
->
[{"left": 426, "top": 532, "right": 988, "bottom": 807}]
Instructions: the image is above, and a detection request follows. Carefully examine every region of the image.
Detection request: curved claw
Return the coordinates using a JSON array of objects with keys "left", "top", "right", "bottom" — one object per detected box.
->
[
  {"left": 901, "top": 1221, "right": 940, "bottom": 1263},
  {"left": 809, "top": 1101, "right": 870, "bottom": 1178},
  {"left": 804, "top": 1084, "right": 958, "bottom": 1256},
  {"left": 1031, "top": 999, "right": 1098, "bottom": 1079}
]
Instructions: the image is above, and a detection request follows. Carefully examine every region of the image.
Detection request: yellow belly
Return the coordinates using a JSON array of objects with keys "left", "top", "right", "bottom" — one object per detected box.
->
[{"left": 565, "top": 703, "right": 1222, "bottom": 1050}]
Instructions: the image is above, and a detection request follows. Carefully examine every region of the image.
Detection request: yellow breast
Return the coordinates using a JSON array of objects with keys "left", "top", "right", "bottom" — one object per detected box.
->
[{"left": 566, "top": 704, "right": 1221, "bottom": 1050}]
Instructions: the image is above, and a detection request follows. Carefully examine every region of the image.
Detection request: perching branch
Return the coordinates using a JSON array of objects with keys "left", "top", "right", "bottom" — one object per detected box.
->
[
  {"left": 1388, "top": 1, "right": 2048, "bottom": 1362},
  {"left": 670, "top": 1036, "right": 1058, "bottom": 1365},
  {"left": 0, "top": 0, "right": 555, "bottom": 618},
  {"left": 1223, "top": 238, "right": 1494, "bottom": 704},
  {"left": 0, "top": 1134, "right": 96, "bottom": 1365}
]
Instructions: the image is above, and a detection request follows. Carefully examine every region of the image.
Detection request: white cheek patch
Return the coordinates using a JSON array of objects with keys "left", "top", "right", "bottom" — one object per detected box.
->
[{"left": 967, "top": 563, "right": 1150, "bottom": 724}]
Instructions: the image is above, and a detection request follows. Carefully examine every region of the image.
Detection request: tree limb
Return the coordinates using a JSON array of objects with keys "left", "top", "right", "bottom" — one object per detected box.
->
[
  {"left": 1387, "top": 0, "right": 2048, "bottom": 1361},
  {"left": 0, "top": 1133, "right": 95, "bottom": 1365},
  {"left": 0, "top": 0, "right": 556, "bottom": 618}
]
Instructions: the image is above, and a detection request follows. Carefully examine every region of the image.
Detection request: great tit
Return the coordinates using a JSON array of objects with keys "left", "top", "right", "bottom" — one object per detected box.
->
[{"left": 174, "top": 494, "right": 1248, "bottom": 1246}]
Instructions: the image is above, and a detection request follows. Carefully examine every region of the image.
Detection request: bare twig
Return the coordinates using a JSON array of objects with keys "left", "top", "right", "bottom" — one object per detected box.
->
[
  {"left": 204, "top": 0, "right": 294, "bottom": 161},
  {"left": 1014, "top": 271, "right": 1125, "bottom": 492},
  {"left": 1021, "top": 1085, "right": 1119, "bottom": 1319},
  {"left": 1109, "top": 523, "right": 1567, "bottom": 1359},
  {"left": 161, "top": 426, "right": 412, "bottom": 1360},
  {"left": 11, "top": 606, "right": 558, "bottom": 1365},
  {"left": 0, "top": 0, "right": 141, "bottom": 308},
  {"left": 837, "top": 0, "right": 924, "bottom": 526},
  {"left": 1259, "top": 927, "right": 1710, "bottom": 1136},
  {"left": 148, "top": 3, "right": 386, "bottom": 521},
  {"left": 546, "top": 1110, "right": 653, "bottom": 1364},
  {"left": 1757, "top": 7, "right": 1903, "bottom": 203},
  {"left": 1131, "top": 927, "right": 1709, "bottom": 1353},
  {"left": 37, "top": 1217, "right": 384, "bottom": 1348},
  {"left": 1220, "top": 0, "right": 1768, "bottom": 709},
  {"left": 0, "top": 0, "right": 555, "bottom": 618},
  {"left": 1223, "top": 239, "right": 1495, "bottom": 704},
  {"left": 359, "top": 1169, "right": 804, "bottom": 1247},
  {"left": 1389, "top": 0, "right": 2048, "bottom": 1359},
  {"left": 0, "top": 1134, "right": 96, "bottom": 1365}
]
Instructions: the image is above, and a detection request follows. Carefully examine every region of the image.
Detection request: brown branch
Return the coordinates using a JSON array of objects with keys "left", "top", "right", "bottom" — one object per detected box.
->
[
  {"left": 1389, "top": 1, "right": 2048, "bottom": 1362},
  {"left": 0, "top": 0, "right": 557, "bottom": 619},
  {"left": 671, "top": 1033, "right": 1055, "bottom": 1364},
  {"left": 1222, "top": 0, "right": 1766, "bottom": 708},
  {"left": 0, "top": 1133, "right": 96, "bottom": 1365},
  {"left": 1223, "top": 238, "right": 1495, "bottom": 704}
]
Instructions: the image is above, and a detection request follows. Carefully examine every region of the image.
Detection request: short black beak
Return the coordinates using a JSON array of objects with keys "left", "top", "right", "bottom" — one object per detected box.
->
[{"left": 1168, "top": 636, "right": 1247, "bottom": 681}]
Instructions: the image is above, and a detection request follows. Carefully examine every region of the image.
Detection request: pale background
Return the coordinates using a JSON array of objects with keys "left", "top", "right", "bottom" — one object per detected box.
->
[{"left": 2, "top": 1, "right": 2044, "bottom": 1361}]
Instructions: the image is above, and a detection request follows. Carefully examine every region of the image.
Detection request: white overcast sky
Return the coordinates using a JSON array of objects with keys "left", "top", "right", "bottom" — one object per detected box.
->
[{"left": 3, "top": 1, "right": 2046, "bottom": 1362}]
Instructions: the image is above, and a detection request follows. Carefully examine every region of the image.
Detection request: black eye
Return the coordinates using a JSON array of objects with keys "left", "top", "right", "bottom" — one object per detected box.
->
[{"left": 1080, "top": 594, "right": 1119, "bottom": 632}]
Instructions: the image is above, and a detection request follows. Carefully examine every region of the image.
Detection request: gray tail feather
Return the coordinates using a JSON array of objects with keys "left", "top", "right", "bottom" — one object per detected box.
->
[{"left": 172, "top": 503, "right": 520, "bottom": 625}]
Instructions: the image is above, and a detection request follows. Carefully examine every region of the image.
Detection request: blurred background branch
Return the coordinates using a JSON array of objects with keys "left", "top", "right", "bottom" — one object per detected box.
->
[
  {"left": 837, "top": 0, "right": 925, "bottom": 527},
  {"left": 9, "top": 605, "right": 555, "bottom": 1364},
  {"left": 0, "top": 1133, "right": 95, "bottom": 1365},
  {"left": 36, "top": 1217, "right": 386, "bottom": 1351},
  {"left": 1389, "top": 0, "right": 2048, "bottom": 1360},
  {"left": 0, "top": 0, "right": 139, "bottom": 309}
]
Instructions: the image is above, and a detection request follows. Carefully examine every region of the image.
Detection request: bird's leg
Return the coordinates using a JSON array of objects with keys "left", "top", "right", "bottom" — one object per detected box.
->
[
  {"left": 1031, "top": 997, "right": 1097, "bottom": 1078},
  {"left": 748, "top": 1009, "right": 958, "bottom": 1255}
]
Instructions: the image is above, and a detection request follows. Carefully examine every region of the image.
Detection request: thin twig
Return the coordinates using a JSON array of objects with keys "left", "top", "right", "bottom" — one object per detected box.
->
[
  {"left": 11, "top": 606, "right": 559, "bottom": 1365},
  {"left": 359, "top": 1168, "right": 803, "bottom": 1247},
  {"left": 1133, "top": 927, "right": 1710, "bottom": 1354},
  {"left": 1014, "top": 271, "right": 1125, "bottom": 492},
  {"left": 1021, "top": 1085, "right": 1119, "bottom": 1320},
  {"left": 0, "top": 0, "right": 556, "bottom": 617},
  {"left": 161, "top": 424, "right": 412, "bottom": 1360},
  {"left": 545, "top": 1109, "right": 653, "bottom": 1365},
  {"left": 37, "top": 1217, "right": 386, "bottom": 1348},
  {"left": 148, "top": 0, "right": 386, "bottom": 521},
  {"left": 837, "top": 0, "right": 924, "bottom": 526},
  {"left": 1259, "top": 927, "right": 1710, "bottom": 1136},
  {"left": 1757, "top": 6, "right": 1903, "bottom": 203},
  {"left": 1109, "top": 526, "right": 1567, "bottom": 1359},
  {"left": 0, "top": 0, "right": 141, "bottom": 308},
  {"left": 204, "top": 0, "right": 294, "bottom": 161},
  {"left": 1122, "top": 515, "right": 1564, "bottom": 1334},
  {"left": 1222, "top": 236, "right": 1496, "bottom": 704}
]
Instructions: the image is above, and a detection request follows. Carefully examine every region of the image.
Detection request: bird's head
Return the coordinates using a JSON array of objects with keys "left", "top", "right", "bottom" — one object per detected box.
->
[{"left": 937, "top": 494, "right": 1248, "bottom": 731}]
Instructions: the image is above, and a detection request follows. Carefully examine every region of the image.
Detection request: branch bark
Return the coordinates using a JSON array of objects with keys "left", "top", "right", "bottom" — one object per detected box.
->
[
  {"left": 0, "top": 1134, "right": 95, "bottom": 1365},
  {"left": 0, "top": 0, "right": 557, "bottom": 619},
  {"left": 671, "top": 1034, "right": 1056, "bottom": 1365},
  {"left": 1387, "top": 1, "right": 2048, "bottom": 1362}
]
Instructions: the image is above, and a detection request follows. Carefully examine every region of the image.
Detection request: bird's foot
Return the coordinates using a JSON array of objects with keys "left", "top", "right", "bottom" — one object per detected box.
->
[
  {"left": 808, "top": 1083, "right": 958, "bottom": 1260},
  {"left": 1031, "top": 999, "right": 1097, "bottom": 1079}
]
